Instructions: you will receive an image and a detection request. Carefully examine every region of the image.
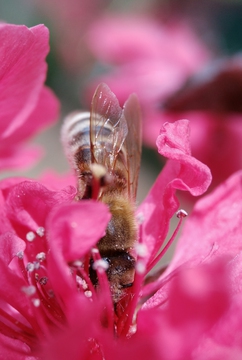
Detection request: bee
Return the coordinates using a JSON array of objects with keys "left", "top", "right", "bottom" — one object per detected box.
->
[{"left": 61, "top": 83, "right": 142, "bottom": 303}]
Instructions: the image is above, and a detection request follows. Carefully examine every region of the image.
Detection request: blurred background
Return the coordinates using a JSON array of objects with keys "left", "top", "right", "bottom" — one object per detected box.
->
[{"left": 1, "top": 0, "right": 242, "bottom": 262}]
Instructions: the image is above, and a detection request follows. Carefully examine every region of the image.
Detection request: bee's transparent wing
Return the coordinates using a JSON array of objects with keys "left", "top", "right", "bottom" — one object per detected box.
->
[
  {"left": 90, "top": 83, "right": 128, "bottom": 171},
  {"left": 123, "top": 94, "right": 142, "bottom": 200},
  {"left": 90, "top": 83, "right": 142, "bottom": 200}
]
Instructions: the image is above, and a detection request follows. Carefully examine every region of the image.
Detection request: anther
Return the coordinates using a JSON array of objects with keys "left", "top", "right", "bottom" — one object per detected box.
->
[
  {"left": 135, "top": 260, "right": 146, "bottom": 274},
  {"left": 36, "top": 252, "right": 46, "bottom": 262},
  {"left": 176, "top": 209, "right": 188, "bottom": 218},
  {"left": 92, "top": 259, "right": 109, "bottom": 272},
  {"left": 32, "top": 298, "right": 41, "bottom": 307},
  {"left": 16, "top": 251, "right": 24, "bottom": 259},
  {"left": 36, "top": 227, "right": 45, "bottom": 237},
  {"left": 135, "top": 243, "right": 148, "bottom": 257},
  {"left": 21, "top": 285, "right": 36, "bottom": 296},
  {"left": 84, "top": 290, "right": 92, "bottom": 298},
  {"left": 39, "top": 277, "right": 48, "bottom": 285},
  {"left": 26, "top": 263, "right": 35, "bottom": 272},
  {"left": 136, "top": 212, "right": 145, "bottom": 224},
  {"left": 26, "top": 232, "right": 36, "bottom": 242}
]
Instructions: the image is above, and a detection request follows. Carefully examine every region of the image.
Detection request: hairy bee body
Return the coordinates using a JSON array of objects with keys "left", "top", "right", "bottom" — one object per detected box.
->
[{"left": 61, "top": 84, "right": 142, "bottom": 303}]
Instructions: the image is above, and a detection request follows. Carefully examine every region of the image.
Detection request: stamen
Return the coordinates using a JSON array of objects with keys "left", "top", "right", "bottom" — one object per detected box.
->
[
  {"left": 118, "top": 223, "right": 144, "bottom": 337},
  {"left": 16, "top": 252, "right": 29, "bottom": 283},
  {"left": 176, "top": 209, "right": 188, "bottom": 218},
  {"left": 0, "top": 307, "right": 35, "bottom": 336},
  {"left": 74, "top": 265, "right": 96, "bottom": 299},
  {"left": 146, "top": 208, "right": 188, "bottom": 273},
  {"left": 91, "top": 247, "right": 114, "bottom": 329}
]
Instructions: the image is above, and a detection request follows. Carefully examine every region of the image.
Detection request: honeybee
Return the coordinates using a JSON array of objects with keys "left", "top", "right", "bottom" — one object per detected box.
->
[{"left": 61, "top": 83, "right": 142, "bottom": 303}]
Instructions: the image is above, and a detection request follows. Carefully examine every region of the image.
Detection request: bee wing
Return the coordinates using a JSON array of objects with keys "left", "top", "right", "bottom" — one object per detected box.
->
[
  {"left": 90, "top": 83, "right": 128, "bottom": 170},
  {"left": 123, "top": 94, "right": 142, "bottom": 200}
]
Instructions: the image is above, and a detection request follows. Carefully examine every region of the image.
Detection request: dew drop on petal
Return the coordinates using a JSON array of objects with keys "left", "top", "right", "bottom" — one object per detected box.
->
[
  {"left": 26, "top": 231, "right": 36, "bottom": 242},
  {"left": 36, "top": 252, "right": 46, "bottom": 261},
  {"left": 36, "top": 227, "right": 45, "bottom": 237},
  {"left": 21, "top": 285, "right": 36, "bottom": 296}
]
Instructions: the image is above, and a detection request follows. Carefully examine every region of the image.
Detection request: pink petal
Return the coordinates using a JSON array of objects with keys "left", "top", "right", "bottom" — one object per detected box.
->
[
  {"left": 0, "top": 144, "right": 43, "bottom": 171},
  {"left": 0, "top": 24, "right": 49, "bottom": 137},
  {"left": 3, "top": 86, "right": 60, "bottom": 145},
  {"left": 0, "top": 260, "right": 34, "bottom": 323},
  {"left": 168, "top": 170, "right": 242, "bottom": 272},
  {"left": 141, "top": 261, "right": 229, "bottom": 359},
  {"left": 3, "top": 181, "right": 76, "bottom": 239},
  {"left": 0, "top": 333, "right": 33, "bottom": 360},
  {"left": 39, "top": 170, "right": 76, "bottom": 191},
  {"left": 47, "top": 201, "right": 111, "bottom": 262},
  {"left": 0, "top": 232, "right": 25, "bottom": 265},
  {"left": 0, "top": 23, "right": 60, "bottom": 170},
  {"left": 138, "top": 120, "right": 212, "bottom": 265},
  {"left": 157, "top": 120, "right": 212, "bottom": 196},
  {"left": 46, "top": 201, "right": 111, "bottom": 300}
]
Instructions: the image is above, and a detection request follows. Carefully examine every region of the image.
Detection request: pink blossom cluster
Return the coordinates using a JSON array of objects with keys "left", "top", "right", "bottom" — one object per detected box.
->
[{"left": 0, "top": 22, "right": 242, "bottom": 360}]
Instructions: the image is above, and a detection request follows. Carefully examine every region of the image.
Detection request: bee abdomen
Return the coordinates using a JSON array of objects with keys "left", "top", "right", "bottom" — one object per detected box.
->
[{"left": 61, "top": 111, "right": 92, "bottom": 171}]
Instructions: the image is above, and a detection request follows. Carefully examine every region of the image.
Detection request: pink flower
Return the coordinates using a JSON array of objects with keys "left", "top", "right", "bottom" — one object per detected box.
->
[
  {"left": 86, "top": 15, "right": 211, "bottom": 106},
  {"left": 1, "top": 114, "right": 238, "bottom": 359},
  {"left": 0, "top": 23, "right": 59, "bottom": 171},
  {"left": 144, "top": 55, "right": 242, "bottom": 190}
]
